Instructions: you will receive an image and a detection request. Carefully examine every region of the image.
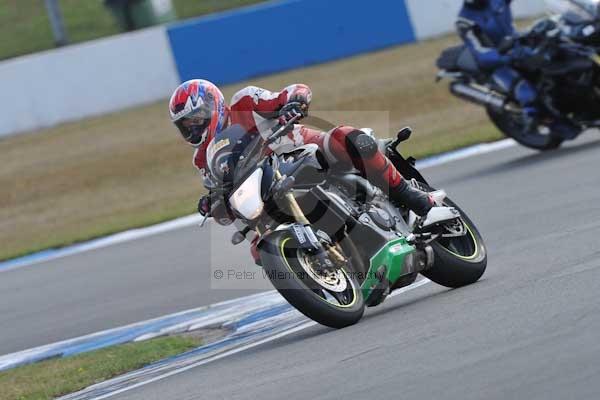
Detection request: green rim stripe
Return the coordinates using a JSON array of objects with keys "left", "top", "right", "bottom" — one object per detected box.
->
[
  {"left": 279, "top": 237, "right": 358, "bottom": 309},
  {"left": 440, "top": 224, "right": 479, "bottom": 260}
]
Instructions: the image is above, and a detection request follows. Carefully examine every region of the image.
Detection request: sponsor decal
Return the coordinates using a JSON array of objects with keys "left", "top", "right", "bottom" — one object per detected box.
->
[
  {"left": 389, "top": 243, "right": 406, "bottom": 253},
  {"left": 213, "top": 138, "right": 230, "bottom": 152},
  {"left": 293, "top": 225, "right": 306, "bottom": 244},
  {"left": 206, "top": 138, "right": 229, "bottom": 162},
  {"left": 253, "top": 89, "right": 265, "bottom": 104}
]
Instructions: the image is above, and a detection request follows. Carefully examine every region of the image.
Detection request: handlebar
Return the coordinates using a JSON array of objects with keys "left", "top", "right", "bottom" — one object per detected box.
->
[
  {"left": 510, "top": 24, "right": 597, "bottom": 70},
  {"left": 265, "top": 114, "right": 303, "bottom": 146}
]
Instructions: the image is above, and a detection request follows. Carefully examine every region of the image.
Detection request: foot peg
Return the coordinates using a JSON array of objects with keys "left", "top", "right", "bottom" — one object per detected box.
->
[
  {"left": 409, "top": 206, "right": 462, "bottom": 234},
  {"left": 420, "top": 207, "right": 461, "bottom": 229}
]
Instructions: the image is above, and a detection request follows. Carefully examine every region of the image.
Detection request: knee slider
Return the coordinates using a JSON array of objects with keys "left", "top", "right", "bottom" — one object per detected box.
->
[
  {"left": 346, "top": 131, "right": 378, "bottom": 159},
  {"left": 514, "top": 80, "right": 537, "bottom": 105}
]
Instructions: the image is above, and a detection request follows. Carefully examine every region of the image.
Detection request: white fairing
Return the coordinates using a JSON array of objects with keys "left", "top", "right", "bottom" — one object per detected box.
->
[
  {"left": 429, "top": 190, "right": 447, "bottom": 206},
  {"left": 546, "top": 0, "right": 600, "bottom": 21},
  {"left": 421, "top": 207, "right": 461, "bottom": 228},
  {"left": 229, "top": 169, "right": 264, "bottom": 220}
]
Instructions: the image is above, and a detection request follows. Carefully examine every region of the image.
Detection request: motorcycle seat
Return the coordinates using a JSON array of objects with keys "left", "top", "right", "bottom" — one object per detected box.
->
[{"left": 437, "top": 45, "right": 478, "bottom": 73}]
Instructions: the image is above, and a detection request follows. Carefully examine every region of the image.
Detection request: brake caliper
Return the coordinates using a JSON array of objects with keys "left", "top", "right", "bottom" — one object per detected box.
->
[{"left": 291, "top": 224, "right": 335, "bottom": 272}]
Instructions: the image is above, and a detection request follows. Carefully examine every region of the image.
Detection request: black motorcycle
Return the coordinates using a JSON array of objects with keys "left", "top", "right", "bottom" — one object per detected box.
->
[
  {"left": 437, "top": 15, "right": 600, "bottom": 150},
  {"left": 546, "top": 0, "right": 600, "bottom": 46},
  {"left": 204, "top": 117, "right": 487, "bottom": 328}
]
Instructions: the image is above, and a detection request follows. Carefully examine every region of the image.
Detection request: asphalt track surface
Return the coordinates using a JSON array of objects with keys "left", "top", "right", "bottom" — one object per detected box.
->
[
  {"left": 0, "top": 221, "right": 257, "bottom": 355},
  {"left": 4, "top": 134, "right": 600, "bottom": 399}
]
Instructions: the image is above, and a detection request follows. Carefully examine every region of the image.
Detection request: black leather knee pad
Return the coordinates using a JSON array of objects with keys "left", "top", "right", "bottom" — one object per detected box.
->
[{"left": 345, "top": 131, "right": 378, "bottom": 159}]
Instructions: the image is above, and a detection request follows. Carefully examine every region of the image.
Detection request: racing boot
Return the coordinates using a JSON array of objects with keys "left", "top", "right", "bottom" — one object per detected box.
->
[
  {"left": 521, "top": 106, "right": 538, "bottom": 133},
  {"left": 390, "top": 180, "right": 460, "bottom": 232},
  {"left": 389, "top": 179, "right": 434, "bottom": 217}
]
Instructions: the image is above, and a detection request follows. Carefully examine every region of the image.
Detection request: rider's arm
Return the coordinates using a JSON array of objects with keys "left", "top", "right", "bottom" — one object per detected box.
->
[
  {"left": 230, "top": 84, "right": 312, "bottom": 132},
  {"left": 192, "top": 148, "right": 235, "bottom": 226},
  {"left": 456, "top": 17, "right": 508, "bottom": 69},
  {"left": 197, "top": 169, "right": 236, "bottom": 227}
]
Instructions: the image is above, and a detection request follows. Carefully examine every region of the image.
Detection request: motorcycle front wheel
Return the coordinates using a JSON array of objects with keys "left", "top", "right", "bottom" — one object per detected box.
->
[{"left": 259, "top": 231, "right": 365, "bottom": 329}]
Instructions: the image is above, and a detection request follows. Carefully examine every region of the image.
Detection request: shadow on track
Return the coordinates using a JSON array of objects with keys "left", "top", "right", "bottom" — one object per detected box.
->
[
  {"left": 361, "top": 283, "right": 479, "bottom": 322},
  {"left": 240, "top": 282, "right": 484, "bottom": 357},
  {"left": 442, "top": 136, "right": 600, "bottom": 186}
]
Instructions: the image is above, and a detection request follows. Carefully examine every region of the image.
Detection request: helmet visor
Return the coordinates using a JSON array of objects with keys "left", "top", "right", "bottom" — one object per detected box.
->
[
  {"left": 465, "top": 0, "right": 487, "bottom": 8},
  {"left": 175, "top": 107, "right": 212, "bottom": 145}
]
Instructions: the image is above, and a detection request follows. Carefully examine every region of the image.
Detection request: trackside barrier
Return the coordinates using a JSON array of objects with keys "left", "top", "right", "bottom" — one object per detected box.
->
[
  {"left": 0, "top": 27, "right": 179, "bottom": 138},
  {"left": 166, "top": 0, "right": 417, "bottom": 84},
  {"left": 0, "top": 0, "right": 545, "bottom": 137}
]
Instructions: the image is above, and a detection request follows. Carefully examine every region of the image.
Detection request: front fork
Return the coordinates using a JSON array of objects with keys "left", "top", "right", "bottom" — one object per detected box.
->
[{"left": 273, "top": 170, "right": 346, "bottom": 269}]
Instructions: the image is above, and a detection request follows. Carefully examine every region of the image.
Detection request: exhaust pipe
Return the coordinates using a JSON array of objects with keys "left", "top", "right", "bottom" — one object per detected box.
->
[{"left": 450, "top": 82, "right": 506, "bottom": 109}]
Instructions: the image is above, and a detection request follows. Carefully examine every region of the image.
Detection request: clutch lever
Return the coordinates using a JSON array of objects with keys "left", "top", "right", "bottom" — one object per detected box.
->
[
  {"left": 265, "top": 114, "right": 302, "bottom": 146},
  {"left": 199, "top": 215, "right": 209, "bottom": 228}
]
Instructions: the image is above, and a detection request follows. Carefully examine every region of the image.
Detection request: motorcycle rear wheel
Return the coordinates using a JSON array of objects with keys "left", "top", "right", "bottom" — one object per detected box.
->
[
  {"left": 486, "top": 106, "right": 564, "bottom": 151},
  {"left": 259, "top": 231, "right": 365, "bottom": 329},
  {"left": 417, "top": 186, "right": 487, "bottom": 288}
]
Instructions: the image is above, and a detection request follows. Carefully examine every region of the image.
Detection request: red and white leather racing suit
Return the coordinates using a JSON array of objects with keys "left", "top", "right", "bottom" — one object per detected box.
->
[
  {"left": 194, "top": 84, "right": 427, "bottom": 263},
  {"left": 194, "top": 84, "right": 404, "bottom": 193}
]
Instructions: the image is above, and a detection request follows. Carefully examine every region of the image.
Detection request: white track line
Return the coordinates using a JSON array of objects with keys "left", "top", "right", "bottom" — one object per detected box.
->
[
  {"left": 0, "top": 138, "right": 516, "bottom": 272},
  {"left": 61, "top": 278, "right": 432, "bottom": 400},
  {"left": 0, "top": 214, "right": 204, "bottom": 272},
  {"left": 81, "top": 322, "right": 316, "bottom": 400}
]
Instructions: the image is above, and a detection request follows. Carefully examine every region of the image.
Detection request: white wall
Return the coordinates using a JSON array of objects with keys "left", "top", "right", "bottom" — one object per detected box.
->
[
  {"left": 0, "top": 0, "right": 549, "bottom": 138},
  {"left": 0, "top": 27, "right": 179, "bottom": 137},
  {"left": 406, "top": 0, "right": 548, "bottom": 40}
]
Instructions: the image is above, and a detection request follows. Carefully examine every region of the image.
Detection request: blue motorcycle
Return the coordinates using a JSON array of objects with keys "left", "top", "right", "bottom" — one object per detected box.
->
[{"left": 437, "top": 5, "right": 600, "bottom": 150}]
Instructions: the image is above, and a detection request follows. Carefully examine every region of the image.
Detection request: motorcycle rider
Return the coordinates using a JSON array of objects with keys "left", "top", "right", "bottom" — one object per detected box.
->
[
  {"left": 457, "top": 0, "right": 538, "bottom": 123},
  {"left": 169, "top": 79, "right": 450, "bottom": 248}
]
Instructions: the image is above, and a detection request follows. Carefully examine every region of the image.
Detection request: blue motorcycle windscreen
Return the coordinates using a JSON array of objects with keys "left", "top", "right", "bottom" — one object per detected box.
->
[{"left": 206, "top": 124, "right": 259, "bottom": 185}]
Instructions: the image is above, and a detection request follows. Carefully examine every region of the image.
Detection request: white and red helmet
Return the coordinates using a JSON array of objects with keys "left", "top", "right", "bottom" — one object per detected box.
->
[{"left": 169, "top": 79, "right": 230, "bottom": 147}]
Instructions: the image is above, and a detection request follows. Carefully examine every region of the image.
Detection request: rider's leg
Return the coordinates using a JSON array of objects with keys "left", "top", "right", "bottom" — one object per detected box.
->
[
  {"left": 493, "top": 67, "right": 577, "bottom": 137},
  {"left": 492, "top": 67, "right": 538, "bottom": 120},
  {"left": 302, "top": 126, "right": 434, "bottom": 217}
]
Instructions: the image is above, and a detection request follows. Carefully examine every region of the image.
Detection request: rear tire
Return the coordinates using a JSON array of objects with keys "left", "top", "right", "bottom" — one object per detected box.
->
[
  {"left": 486, "top": 106, "right": 564, "bottom": 151},
  {"left": 259, "top": 231, "right": 365, "bottom": 329},
  {"left": 417, "top": 187, "right": 487, "bottom": 288}
]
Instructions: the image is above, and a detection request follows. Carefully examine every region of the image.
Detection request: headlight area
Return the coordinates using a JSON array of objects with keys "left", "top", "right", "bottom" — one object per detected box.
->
[{"left": 229, "top": 169, "right": 265, "bottom": 220}]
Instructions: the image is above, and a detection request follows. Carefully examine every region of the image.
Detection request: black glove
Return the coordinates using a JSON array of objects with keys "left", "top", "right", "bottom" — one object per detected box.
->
[
  {"left": 288, "top": 90, "right": 311, "bottom": 105},
  {"left": 279, "top": 102, "right": 308, "bottom": 124},
  {"left": 198, "top": 194, "right": 212, "bottom": 217},
  {"left": 198, "top": 192, "right": 235, "bottom": 225},
  {"left": 498, "top": 35, "right": 516, "bottom": 54},
  {"left": 509, "top": 45, "right": 535, "bottom": 63}
]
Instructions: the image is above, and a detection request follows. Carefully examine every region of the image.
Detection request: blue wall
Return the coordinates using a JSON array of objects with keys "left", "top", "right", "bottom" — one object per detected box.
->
[{"left": 167, "top": 0, "right": 416, "bottom": 85}]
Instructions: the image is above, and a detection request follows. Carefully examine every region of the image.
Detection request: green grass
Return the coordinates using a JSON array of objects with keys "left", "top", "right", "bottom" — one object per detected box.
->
[
  {"left": 0, "top": 121, "right": 500, "bottom": 263},
  {"left": 1, "top": 197, "right": 196, "bottom": 262},
  {"left": 173, "top": 0, "right": 268, "bottom": 20},
  {"left": 0, "top": 31, "right": 504, "bottom": 262},
  {"left": 0, "top": 0, "right": 266, "bottom": 61},
  {"left": 0, "top": 1, "right": 118, "bottom": 60},
  {"left": 0, "top": 336, "right": 202, "bottom": 400}
]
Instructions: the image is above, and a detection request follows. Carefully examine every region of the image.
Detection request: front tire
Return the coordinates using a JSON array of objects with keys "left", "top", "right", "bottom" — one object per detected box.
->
[{"left": 259, "top": 231, "right": 365, "bottom": 329}]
